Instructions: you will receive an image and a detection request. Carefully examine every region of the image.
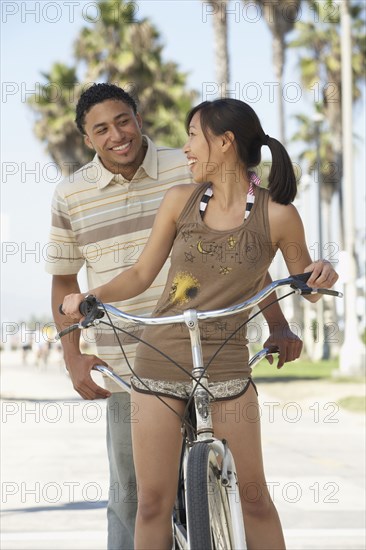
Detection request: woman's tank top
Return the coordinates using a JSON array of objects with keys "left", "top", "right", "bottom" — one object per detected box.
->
[{"left": 133, "top": 182, "right": 276, "bottom": 382}]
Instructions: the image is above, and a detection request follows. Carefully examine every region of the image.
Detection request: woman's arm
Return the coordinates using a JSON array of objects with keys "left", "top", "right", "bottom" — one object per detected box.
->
[
  {"left": 269, "top": 201, "right": 339, "bottom": 303},
  {"left": 260, "top": 272, "right": 303, "bottom": 367},
  {"left": 62, "top": 185, "right": 196, "bottom": 318}
]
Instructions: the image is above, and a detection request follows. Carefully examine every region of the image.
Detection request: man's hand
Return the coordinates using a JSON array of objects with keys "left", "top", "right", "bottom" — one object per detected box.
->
[
  {"left": 62, "top": 292, "right": 87, "bottom": 320},
  {"left": 263, "top": 324, "right": 303, "bottom": 369},
  {"left": 52, "top": 275, "right": 111, "bottom": 400},
  {"left": 65, "top": 353, "right": 112, "bottom": 400}
]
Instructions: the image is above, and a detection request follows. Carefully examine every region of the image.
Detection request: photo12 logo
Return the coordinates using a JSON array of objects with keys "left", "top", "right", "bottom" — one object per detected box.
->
[{"left": 1, "top": 1, "right": 139, "bottom": 24}]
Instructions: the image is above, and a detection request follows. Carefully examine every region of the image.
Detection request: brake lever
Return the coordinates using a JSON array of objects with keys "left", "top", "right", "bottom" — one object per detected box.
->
[{"left": 79, "top": 296, "right": 105, "bottom": 328}]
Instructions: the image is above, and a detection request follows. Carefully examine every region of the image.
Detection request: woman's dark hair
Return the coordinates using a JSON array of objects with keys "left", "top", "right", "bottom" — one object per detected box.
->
[
  {"left": 186, "top": 98, "right": 297, "bottom": 204},
  {"left": 75, "top": 83, "right": 137, "bottom": 135}
]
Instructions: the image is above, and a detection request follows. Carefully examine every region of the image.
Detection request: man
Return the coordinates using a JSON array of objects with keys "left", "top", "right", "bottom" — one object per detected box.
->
[{"left": 47, "top": 83, "right": 301, "bottom": 549}]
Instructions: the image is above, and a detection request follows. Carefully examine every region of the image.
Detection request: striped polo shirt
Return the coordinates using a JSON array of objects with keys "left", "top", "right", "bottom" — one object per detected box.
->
[{"left": 46, "top": 136, "right": 193, "bottom": 391}]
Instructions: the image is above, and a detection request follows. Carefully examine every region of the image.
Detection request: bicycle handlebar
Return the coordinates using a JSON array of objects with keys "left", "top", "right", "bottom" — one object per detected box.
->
[{"left": 56, "top": 272, "right": 342, "bottom": 340}]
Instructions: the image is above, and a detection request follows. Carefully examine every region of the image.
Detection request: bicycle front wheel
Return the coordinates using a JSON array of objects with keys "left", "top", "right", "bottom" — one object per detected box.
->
[{"left": 186, "top": 442, "right": 235, "bottom": 549}]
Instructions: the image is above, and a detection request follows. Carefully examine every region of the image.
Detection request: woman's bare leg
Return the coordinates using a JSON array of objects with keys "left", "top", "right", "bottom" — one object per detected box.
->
[
  {"left": 212, "top": 383, "right": 286, "bottom": 550},
  {"left": 131, "top": 389, "right": 185, "bottom": 550}
]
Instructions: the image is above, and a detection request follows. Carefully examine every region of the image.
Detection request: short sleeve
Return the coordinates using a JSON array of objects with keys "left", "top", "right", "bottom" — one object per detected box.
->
[{"left": 45, "top": 187, "right": 84, "bottom": 275}]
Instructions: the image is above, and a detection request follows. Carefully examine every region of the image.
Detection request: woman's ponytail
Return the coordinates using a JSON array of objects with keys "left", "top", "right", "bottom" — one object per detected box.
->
[{"left": 264, "top": 136, "right": 297, "bottom": 204}]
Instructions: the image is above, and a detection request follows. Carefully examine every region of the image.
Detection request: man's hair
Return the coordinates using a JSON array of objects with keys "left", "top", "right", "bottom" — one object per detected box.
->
[{"left": 75, "top": 83, "right": 137, "bottom": 134}]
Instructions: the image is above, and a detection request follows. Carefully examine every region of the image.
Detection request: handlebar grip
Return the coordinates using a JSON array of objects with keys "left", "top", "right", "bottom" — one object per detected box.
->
[
  {"left": 316, "top": 288, "right": 343, "bottom": 297},
  {"left": 58, "top": 295, "right": 99, "bottom": 317}
]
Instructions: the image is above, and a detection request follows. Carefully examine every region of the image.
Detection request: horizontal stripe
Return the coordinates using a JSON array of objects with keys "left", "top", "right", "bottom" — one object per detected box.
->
[
  {"left": 51, "top": 211, "right": 73, "bottom": 231},
  {"left": 68, "top": 187, "right": 177, "bottom": 222},
  {"left": 76, "top": 214, "right": 156, "bottom": 247}
]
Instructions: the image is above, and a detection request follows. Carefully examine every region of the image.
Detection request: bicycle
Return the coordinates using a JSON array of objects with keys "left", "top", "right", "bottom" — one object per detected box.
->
[{"left": 58, "top": 272, "right": 342, "bottom": 549}]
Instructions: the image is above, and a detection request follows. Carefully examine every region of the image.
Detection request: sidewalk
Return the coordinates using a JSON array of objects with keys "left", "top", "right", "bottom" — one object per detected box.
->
[{"left": 1, "top": 351, "right": 365, "bottom": 549}]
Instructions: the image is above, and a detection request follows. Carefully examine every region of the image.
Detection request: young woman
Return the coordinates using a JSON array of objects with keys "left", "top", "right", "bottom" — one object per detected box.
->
[{"left": 62, "top": 99, "right": 338, "bottom": 549}]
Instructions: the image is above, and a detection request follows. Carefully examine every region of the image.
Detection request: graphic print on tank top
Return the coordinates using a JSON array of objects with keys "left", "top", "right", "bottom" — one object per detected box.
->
[
  {"left": 169, "top": 271, "right": 200, "bottom": 306},
  {"left": 168, "top": 172, "right": 262, "bottom": 307}
]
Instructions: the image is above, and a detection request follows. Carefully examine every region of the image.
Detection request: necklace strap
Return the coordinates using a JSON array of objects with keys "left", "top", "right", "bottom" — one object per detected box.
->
[
  {"left": 199, "top": 186, "right": 213, "bottom": 215},
  {"left": 199, "top": 172, "right": 260, "bottom": 220}
]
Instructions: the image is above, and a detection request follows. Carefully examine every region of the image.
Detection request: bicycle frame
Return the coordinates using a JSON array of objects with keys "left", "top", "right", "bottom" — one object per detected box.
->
[
  {"left": 93, "top": 311, "right": 274, "bottom": 549},
  {"left": 59, "top": 274, "right": 342, "bottom": 549}
]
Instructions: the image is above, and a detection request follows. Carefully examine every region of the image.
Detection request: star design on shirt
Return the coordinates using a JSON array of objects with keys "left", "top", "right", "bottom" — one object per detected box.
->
[
  {"left": 185, "top": 251, "right": 195, "bottom": 263},
  {"left": 182, "top": 230, "right": 192, "bottom": 242}
]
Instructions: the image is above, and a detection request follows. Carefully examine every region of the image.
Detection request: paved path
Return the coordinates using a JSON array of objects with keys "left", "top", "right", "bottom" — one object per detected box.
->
[{"left": 1, "top": 351, "right": 365, "bottom": 549}]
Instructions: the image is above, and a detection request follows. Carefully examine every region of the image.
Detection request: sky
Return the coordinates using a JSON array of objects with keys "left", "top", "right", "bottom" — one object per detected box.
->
[{"left": 1, "top": 0, "right": 365, "bottom": 331}]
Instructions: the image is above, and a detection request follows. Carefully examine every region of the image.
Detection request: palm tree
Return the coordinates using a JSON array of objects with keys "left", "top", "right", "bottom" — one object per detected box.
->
[
  {"left": 28, "top": 63, "right": 93, "bottom": 173},
  {"left": 292, "top": 111, "right": 337, "bottom": 236},
  {"left": 27, "top": 0, "right": 196, "bottom": 173},
  {"left": 73, "top": 0, "right": 138, "bottom": 83},
  {"left": 74, "top": 0, "right": 196, "bottom": 147},
  {"left": 243, "top": 0, "right": 302, "bottom": 145},
  {"left": 290, "top": 0, "right": 365, "bottom": 243},
  {"left": 116, "top": 19, "right": 196, "bottom": 146},
  {"left": 203, "top": 0, "right": 230, "bottom": 92}
]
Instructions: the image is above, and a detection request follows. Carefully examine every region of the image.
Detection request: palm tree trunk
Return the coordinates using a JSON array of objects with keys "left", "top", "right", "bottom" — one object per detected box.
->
[
  {"left": 324, "top": 85, "right": 344, "bottom": 245},
  {"left": 273, "top": 33, "right": 286, "bottom": 146},
  {"left": 206, "top": 0, "right": 230, "bottom": 92},
  {"left": 326, "top": 198, "right": 341, "bottom": 359}
]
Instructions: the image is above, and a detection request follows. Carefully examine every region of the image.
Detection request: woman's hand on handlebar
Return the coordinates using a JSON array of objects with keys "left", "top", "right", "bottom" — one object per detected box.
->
[
  {"left": 304, "top": 260, "right": 339, "bottom": 289},
  {"left": 62, "top": 292, "right": 87, "bottom": 320},
  {"left": 263, "top": 324, "right": 303, "bottom": 369}
]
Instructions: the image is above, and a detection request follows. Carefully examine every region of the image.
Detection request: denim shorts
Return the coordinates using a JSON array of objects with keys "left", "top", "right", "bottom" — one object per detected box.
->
[{"left": 130, "top": 376, "right": 257, "bottom": 401}]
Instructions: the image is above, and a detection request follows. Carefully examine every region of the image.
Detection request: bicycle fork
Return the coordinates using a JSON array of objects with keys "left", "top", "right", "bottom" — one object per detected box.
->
[{"left": 210, "top": 439, "right": 246, "bottom": 547}]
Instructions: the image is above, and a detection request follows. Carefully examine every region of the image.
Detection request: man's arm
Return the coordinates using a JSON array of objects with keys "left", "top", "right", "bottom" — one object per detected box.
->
[
  {"left": 260, "top": 272, "right": 303, "bottom": 369},
  {"left": 52, "top": 274, "right": 111, "bottom": 399}
]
